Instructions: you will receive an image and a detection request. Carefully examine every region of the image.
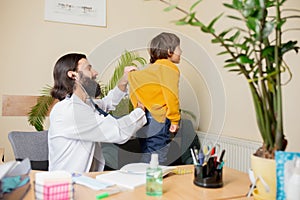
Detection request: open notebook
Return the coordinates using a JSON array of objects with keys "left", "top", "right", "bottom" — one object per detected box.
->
[{"left": 96, "top": 163, "right": 176, "bottom": 189}]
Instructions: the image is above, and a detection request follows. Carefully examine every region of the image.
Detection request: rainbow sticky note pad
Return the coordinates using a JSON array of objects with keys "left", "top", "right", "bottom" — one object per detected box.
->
[{"left": 35, "top": 171, "right": 73, "bottom": 200}]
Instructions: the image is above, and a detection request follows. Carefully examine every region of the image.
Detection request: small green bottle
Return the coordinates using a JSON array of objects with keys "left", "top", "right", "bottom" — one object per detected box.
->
[{"left": 146, "top": 154, "right": 163, "bottom": 196}]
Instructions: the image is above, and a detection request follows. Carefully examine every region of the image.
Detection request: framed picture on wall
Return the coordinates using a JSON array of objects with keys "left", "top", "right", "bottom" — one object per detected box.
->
[{"left": 44, "top": 0, "right": 106, "bottom": 27}]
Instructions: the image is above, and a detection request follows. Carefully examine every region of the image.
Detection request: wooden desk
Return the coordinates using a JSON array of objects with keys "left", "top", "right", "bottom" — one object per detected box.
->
[{"left": 24, "top": 166, "right": 252, "bottom": 200}]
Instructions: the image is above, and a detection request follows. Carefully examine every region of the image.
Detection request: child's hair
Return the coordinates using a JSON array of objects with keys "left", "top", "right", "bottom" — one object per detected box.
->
[{"left": 149, "top": 32, "right": 180, "bottom": 63}]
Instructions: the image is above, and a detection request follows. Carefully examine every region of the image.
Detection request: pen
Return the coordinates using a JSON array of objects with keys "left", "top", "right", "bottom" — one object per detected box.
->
[{"left": 96, "top": 189, "right": 121, "bottom": 199}]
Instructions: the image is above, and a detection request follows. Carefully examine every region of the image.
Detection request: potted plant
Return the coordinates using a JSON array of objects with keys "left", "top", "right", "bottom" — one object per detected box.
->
[{"left": 155, "top": 0, "right": 299, "bottom": 198}]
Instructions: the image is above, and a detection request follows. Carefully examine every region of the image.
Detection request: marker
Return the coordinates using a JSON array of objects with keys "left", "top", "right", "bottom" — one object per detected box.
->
[
  {"left": 198, "top": 150, "right": 204, "bottom": 165},
  {"left": 203, "top": 145, "right": 209, "bottom": 155},
  {"left": 217, "top": 149, "right": 226, "bottom": 170},
  {"left": 190, "top": 148, "right": 198, "bottom": 165},
  {"left": 218, "top": 149, "right": 226, "bottom": 163},
  {"left": 96, "top": 189, "right": 121, "bottom": 199},
  {"left": 217, "top": 161, "right": 225, "bottom": 170},
  {"left": 193, "top": 146, "right": 199, "bottom": 161},
  {"left": 210, "top": 147, "right": 215, "bottom": 155}
]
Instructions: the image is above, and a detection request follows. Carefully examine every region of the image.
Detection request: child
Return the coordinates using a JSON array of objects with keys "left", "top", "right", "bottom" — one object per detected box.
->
[{"left": 128, "top": 32, "right": 182, "bottom": 164}]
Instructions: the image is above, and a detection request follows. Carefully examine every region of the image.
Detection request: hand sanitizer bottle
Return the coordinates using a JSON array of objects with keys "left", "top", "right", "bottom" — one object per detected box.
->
[
  {"left": 286, "top": 158, "right": 300, "bottom": 200},
  {"left": 146, "top": 153, "right": 163, "bottom": 196}
]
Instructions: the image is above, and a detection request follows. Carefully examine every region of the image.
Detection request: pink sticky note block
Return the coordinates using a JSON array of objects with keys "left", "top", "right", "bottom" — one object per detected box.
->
[{"left": 43, "top": 181, "right": 72, "bottom": 200}]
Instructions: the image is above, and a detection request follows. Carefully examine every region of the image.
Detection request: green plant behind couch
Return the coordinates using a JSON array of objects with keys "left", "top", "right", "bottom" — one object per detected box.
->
[
  {"left": 27, "top": 85, "right": 54, "bottom": 131},
  {"left": 27, "top": 51, "right": 147, "bottom": 131},
  {"left": 157, "top": 0, "right": 299, "bottom": 158}
]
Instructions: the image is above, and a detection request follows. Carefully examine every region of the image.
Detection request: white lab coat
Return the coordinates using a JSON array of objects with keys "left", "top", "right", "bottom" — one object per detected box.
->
[{"left": 48, "top": 87, "right": 146, "bottom": 173}]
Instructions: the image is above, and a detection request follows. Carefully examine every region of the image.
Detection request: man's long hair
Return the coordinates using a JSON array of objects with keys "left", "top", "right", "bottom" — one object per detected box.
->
[{"left": 51, "top": 53, "right": 86, "bottom": 101}]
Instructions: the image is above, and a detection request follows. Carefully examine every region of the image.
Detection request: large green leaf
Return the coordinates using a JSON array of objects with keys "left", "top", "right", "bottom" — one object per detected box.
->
[
  {"left": 163, "top": 4, "right": 177, "bottom": 12},
  {"left": 237, "top": 54, "right": 254, "bottom": 64},
  {"left": 207, "top": 13, "right": 223, "bottom": 33},
  {"left": 190, "top": 0, "right": 202, "bottom": 12},
  {"left": 234, "top": 43, "right": 249, "bottom": 51},
  {"left": 232, "top": 0, "right": 243, "bottom": 10},
  {"left": 224, "top": 62, "right": 239, "bottom": 68},
  {"left": 246, "top": 17, "right": 260, "bottom": 33},
  {"left": 223, "top": 3, "right": 236, "bottom": 10},
  {"left": 217, "top": 51, "right": 231, "bottom": 55},
  {"left": 219, "top": 28, "right": 233, "bottom": 38},
  {"left": 281, "top": 41, "right": 299, "bottom": 55},
  {"left": 189, "top": 21, "right": 205, "bottom": 27},
  {"left": 188, "top": 12, "right": 197, "bottom": 23},
  {"left": 227, "top": 15, "right": 243, "bottom": 21},
  {"left": 176, "top": 17, "right": 189, "bottom": 26},
  {"left": 229, "top": 30, "right": 241, "bottom": 42},
  {"left": 262, "top": 46, "right": 275, "bottom": 61},
  {"left": 176, "top": 20, "right": 189, "bottom": 26},
  {"left": 211, "top": 37, "right": 223, "bottom": 44}
]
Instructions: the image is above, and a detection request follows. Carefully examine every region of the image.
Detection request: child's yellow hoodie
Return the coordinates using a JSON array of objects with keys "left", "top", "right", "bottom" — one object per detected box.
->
[{"left": 128, "top": 59, "right": 180, "bottom": 125}]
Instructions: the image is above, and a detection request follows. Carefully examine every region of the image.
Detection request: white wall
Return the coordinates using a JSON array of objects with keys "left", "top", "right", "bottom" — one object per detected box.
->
[{"left": 1, "top": 0, "right": 299, "bottom": 162}]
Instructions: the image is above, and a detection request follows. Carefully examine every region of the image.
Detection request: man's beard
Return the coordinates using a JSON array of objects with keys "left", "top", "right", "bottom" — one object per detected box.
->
[{"left": 79, "top": 73, "right": 102, "bottom": 98}]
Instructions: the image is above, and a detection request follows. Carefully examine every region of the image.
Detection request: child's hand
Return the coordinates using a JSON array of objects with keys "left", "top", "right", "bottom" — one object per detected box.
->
[{"left": 169, "top": 124, "right": 179, "bottom": 133}]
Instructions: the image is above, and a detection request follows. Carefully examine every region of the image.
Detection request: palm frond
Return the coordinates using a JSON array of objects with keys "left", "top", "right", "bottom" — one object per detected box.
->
[
  {"left": 103, "top": 50, "right": 147, "bottom": 95},
  {"left": 40, "top": 84, "right": 52, "bottom": 96},
  {"left": 27, "top": 95, "right": 55, "bottom": 131}
]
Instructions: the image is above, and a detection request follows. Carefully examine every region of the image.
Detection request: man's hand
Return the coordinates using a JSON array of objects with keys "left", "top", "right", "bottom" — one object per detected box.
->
[
  {"left": 124, "top": 66, "right": 138, "bottom": 73},
  {"left": 136, "top": 101, "right": 145, "bottom": 111},
  {"left": 118, "top": 66, "right": 138, "bottom": 91}
]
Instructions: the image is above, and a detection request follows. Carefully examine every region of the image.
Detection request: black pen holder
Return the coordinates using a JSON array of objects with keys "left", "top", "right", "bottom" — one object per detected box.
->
[{"left": 193, "top": 162, "right": 223, "bottom": 188}]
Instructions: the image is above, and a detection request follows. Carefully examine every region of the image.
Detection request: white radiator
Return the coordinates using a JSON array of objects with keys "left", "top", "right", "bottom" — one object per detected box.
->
[{"left": 197, "top": 132, "right": 262, "bottom": 173}]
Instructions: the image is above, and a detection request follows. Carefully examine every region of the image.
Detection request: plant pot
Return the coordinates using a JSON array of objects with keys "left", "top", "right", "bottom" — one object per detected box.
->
[{"left": 251, "top": 154, "right": 276, "bottom": 200}]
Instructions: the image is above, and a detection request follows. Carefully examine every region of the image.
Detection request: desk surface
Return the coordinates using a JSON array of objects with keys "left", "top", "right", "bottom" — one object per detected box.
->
[{"left": 25, "top": 165, "right": 252, "bottom": 200}]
